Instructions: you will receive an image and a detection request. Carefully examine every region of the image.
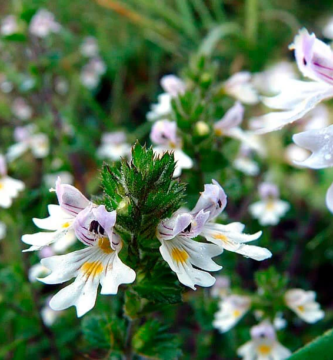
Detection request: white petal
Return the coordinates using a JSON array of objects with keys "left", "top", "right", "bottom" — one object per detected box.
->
[{"left": 326, "top": 182, "right": 333, "bottom": 213}]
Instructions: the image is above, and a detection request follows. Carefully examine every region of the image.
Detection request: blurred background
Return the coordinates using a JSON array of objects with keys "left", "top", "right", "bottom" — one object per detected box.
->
[{"left": 1, "top": 0, "right": 333, "bottom": 359}]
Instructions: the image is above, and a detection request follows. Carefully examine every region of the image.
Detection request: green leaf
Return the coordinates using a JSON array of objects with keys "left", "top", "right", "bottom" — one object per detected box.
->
[
  {"left": 124, "top": 291, "right": 142, "bottom": 319},
  {"left": 289, "top": 329, "right": 333, "bottom": 360},
  {"left": 133, "top": 320, "right": 182, "bottom": 360}
]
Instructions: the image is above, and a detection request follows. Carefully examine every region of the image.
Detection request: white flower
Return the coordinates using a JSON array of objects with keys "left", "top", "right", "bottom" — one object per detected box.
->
[
  {"left": 80, "top": 37, "right": 99, "bottom": 57},
  {"left": 1, "top": 15, "right": 18, "bottom": 36},
  {"left": 80, "top": 58, "right": 106, "bottom": 89},
  {"left": 97, "top": 131, "right": 131, "bottom": 161},
  {"left": 323, "top": 17, "right": 333, "bottom": 40},
  {"left": 150, "top": 120, "right": 193, "bottom": 177},
  {"left": 40, "top": 235, "right": 135, "bottom": 317},
  {"left": 292, "top": 125, "right": 333, "bottom": 212},
  {"left": 41, "top": 300, "right": 60, "bottom": 327},
  {"left": 44, "top": 171, "right": 74, "bottom": 189},
  {"left": 29, "top": 9, "right": 61, "bottom": 38},
  {"left": 156, "top": 180, "right": 271, "bottom": 289},
  {"left": 284, "top": 144, "right": 310, "bottom": 166},
  {"left": 302, "top": 105, "right": 330, "bottom": 131},
  {"left": 210, "top": 275, "right": 230, "bottom": 298},
  {"left": 0, "top": 221, "right": 6, "bottom": 240},
  {"left": 0, "top": 155, "right": 24, "bottom": 208},
  {"left": 147, "top": 93, "right": 173, "bottom": 121},
  {"left": 28, "top": 263, "right": 51, "bottom": 282},
  {"left": 285, "top": 289, "right": 324, "bottom": 323},
  {"left": 233, "top": 145, "right": 260, "bottom": 176},
  {"left": 251, "top": 29, "right": 333, "bottom": 133},
  {"left": 7, "top": 126, "right": 49, "bottom": 162},
  {"left": 12, "top": 98, "right": 32, "bottom": 121},
  {"left": 160, "top": 75, "right": 186, "bottom": 97},
  {"left": 224, "top": 72, "right": 259, "bottom": 104},
  {"left": 237, "top": 322, "right": 291, "bottom": 360},
  {"left": 213, "top": 294, "right": 251, "bottom": 332},
  {"left": 273, "top": 313, "right": 287, "bottom": 330},
  {"left": 249, "top": 183, "right": 289, "bottom": 226}
]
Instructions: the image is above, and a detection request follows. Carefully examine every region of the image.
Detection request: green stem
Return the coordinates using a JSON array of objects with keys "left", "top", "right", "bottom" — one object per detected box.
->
[{"left": 245, "top": 0, "right": 259, "bottom": 45}]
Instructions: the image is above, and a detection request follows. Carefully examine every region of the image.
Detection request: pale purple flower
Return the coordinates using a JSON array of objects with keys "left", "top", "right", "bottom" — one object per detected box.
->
[
  {"left": 12, "top": 98, "right": 32, "bottom": 121},
  {"left": 150, "top": 120, "right": 193, "bottom": 177},
  {"left": 160, "top": 75, "right": 186, "bottom": 97},
  {"left": 80, "top": 37, "right": 99, "bottom": 58},
  {"left": 1, "top": 15, "right": 18, "bottom": 36},
  {"left": 249, "top": 182, "right": 289, "bottom": 226},
  {"left": 252, "top": 29, "right": 333, "bottom": 133},
  {"left": 29, "top": 9, "right": 61, "bottom": 38},
  {"left": 238, "top": 322, "right": 291, "bottom": 360},
  {"left": 80, "top": 58, "right": 106, "bottom": 89},
  {"left": 7, "top": 126, "right": 49, "bottom": 161},
  {"left": 233, "top": 145, "right": 260, "bottom": 176},
  {"left": 97, "top": 131, "right": 131, "bottom": 161},
  {"left": 224, "top": 72, "right": 259, "bottom": 104}
]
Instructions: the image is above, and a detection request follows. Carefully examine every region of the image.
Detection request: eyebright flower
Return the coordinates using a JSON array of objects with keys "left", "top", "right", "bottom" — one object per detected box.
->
[
  {"left": 97, "top": 131, "right": 131, "bottom": 161},
  {"left": 1, "top": 15, "right": 18, "bottom": 36},
  {"left": 210, "top": 275, "right": 230, "bottom": 298},
  {"left": 12, "top": 98, "right": 32, "bottom": 121},
  {"left": 252, "top": 29, "right": 333, "bottom": 133},
  {"left": 156, "top": 180, "right": 271, "bottom": 289},
  {"left": 80, "top": 36, "right": 99, "bottom": 58},
  {"left": 147, "top": 75, "right": 186, "bottom": 121},
  {"left": 213, "top": 294, "right": 251, "bottom": 333},
  {"left": 293, "top": 125, "right": 333, "bottom": 212},
  {"left": 249, "top": 183, "right": 289, "bottom": 226},
  {"left": 0, "top": 155, "right": 24, "bottom": 208},
  {"left": 233, "top": 145, "right": 260, "bottom": 176},
  {"left": 39, "top": 230, "right": 135, "bottom": 317},
  {"left": 150, "top": 120, "right": 193, "bottom": 177},
  {"left": 237, "top": 321, "right": 291, "bottom": 360},
  {"left": 224, "top": 72, "right": 259, "bottom": 104},
  {"left": 285, "top": 289, "right": 324, "bottom": 323},
  {"left": 29, "top": 9, "right": 61, "bottom": 38},
  {"left": 7, "top": 126, "right": 49, "bottom": 162}
]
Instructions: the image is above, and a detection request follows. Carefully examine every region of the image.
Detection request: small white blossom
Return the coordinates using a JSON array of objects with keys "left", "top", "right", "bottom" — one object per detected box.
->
[
  {"left": 80, "top": 37, "right": 99, "bottom": 57},
  {"left": 285, "top": 289, "right": 324, "bottom": 323},
  {"left": 0, "top": 155, "right": 24, "bottom": 208},
  {"left": 29, "top": 9, "right": 61, "bottom": 38},
  {"left": 237, "top": 322, "right": 291, "bottom": 360},
  {"left": 233, "top": 145, "right": 260, "bottom": 176},
  {"left": 213, "top": 294, "right": 251, "bottom": 332},
  {"left": 12, "top": 98, "right": 32, "bottom": 121},
  {"left": 249, "top": 183, "right": 289, "bottom": 226},
  {"left": 0, "top": 221, "right": 6, "bottom": 240},
  {"left": 97, "top": 131, "right": 131, "bottom": 161},
  {"left": 210, "top": 276, "right": 230, "bottom": 298},
  {"left": 1, "top": 15, "right": 18, "bottom": 36},
  {"left": 224, "top": 72, "right": 259, "bottom": 104}
]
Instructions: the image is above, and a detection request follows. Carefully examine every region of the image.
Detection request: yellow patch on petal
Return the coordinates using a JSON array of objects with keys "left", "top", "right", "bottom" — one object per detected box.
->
[
  {"left": 98, "top": 237, "right": 114, "bottom": 254},
  {"left": 233, "top": 309, "right": 241, "bottom": 318},
  {"left": 0, "top": 182, "right": 3, "bottom": 190},
  {"left": 81, "top": 261, "right": 103, "bottom": 278},
  {"left": 257, "top": 345, "right": 272, "bottom": 355},
  {"left": 171, "top": 248, "right": 188, "bottom": 264},
  {"left": 62, "top": 222, "right": 71, "bottom": 228},
  {"left": 265, "top": 200, "right": 275, "bottom": 211},
  {"left": 215, "top": 128, "right": 223, "bottom": 136},
  {"left": 297, "top": 305, "right": 305, "bottom": 312},
  {"left": 169, "top": 141, "right": 177, "bottom": 149}
]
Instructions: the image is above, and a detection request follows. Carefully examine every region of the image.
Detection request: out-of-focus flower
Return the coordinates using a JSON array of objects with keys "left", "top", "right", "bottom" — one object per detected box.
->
[
  {"left": 273, "top": 313, "right": 287, "bottom": 330},
  {"left": 97, "top": 131, "right": 131, "bottom": 161},
  {"left": 40, "top": 229, "right": 135, "bottom": 317},
  {"left": 147, "top": 75, "right": 186, "bottom": 121},
  {"left": 80, "top": 37, "right": 99, "bottom": 57},
  {"left": 252, "top": 29, "right": 333, "bottom": 133},
  {"left": 253, "top": 61, "right": 297, "bottom": 95},
  {"left": 210, "top": 276, "right": 230, "bottom": 298},
  {"left": 55, "top": 77, "right": 69, "bottom": 95},
  {"left": 302, "top": 104, "right": 330, "bottom": 131},
  {"left": 160, "top": 75, "right": 186, "bottom": 97},
  {"left": 157, "top": 180, "right": 270, "bottom": 289},
  {"left": 233, "top": 145, "right": 260, "bottom": 176},
  {"left": 0, "top": 155, "right": 24, "bottom": 208},
  {"left": 41, "top": 297, "right": 61, "bottom": 326},
  {"left": 1, "top": 15, "right": 18, "bottom": 36},
  {"left": 293, "top": 125, "right": 333, "bottom": 212},
  {"left": 323, "top": 17, "right": 333, "bottom": 39},
  {"left": 213, "top": 294, "right": 251, "bottom": 332},
  {"left": 150, "top": 120, "right": 193, "bottom": 177},
  {"left": 29, "top": 9, "right": 61, "bottom": 38},
  {"left": 0, "top": 221, "right": 6, "bottom": 240},
  {"left": 80, "top": 57, "right": 106, "bottom": 89},
  {"left": 224, "top": 72, "right": 259, "bottom": 104},
  {"left": 249, "top": 183, "right": 289, "bottom": 226},
  {"left": 28, "top": 263, "right": 51, "bottom": 282},
  {"left": 0, "top": 74, "right": 13, "bottom": 93},
  {"left": 237, "top": 322, "right": 291, "bottom": 360},
  {"left": 7, "top": 126, "right": 49, "bottom": 162},
  {"left": 12, "top": 98, "right": 32, "bottom": 121},
  {"left": 285, "top": 289, "right": 324, "bottom": 323}
]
